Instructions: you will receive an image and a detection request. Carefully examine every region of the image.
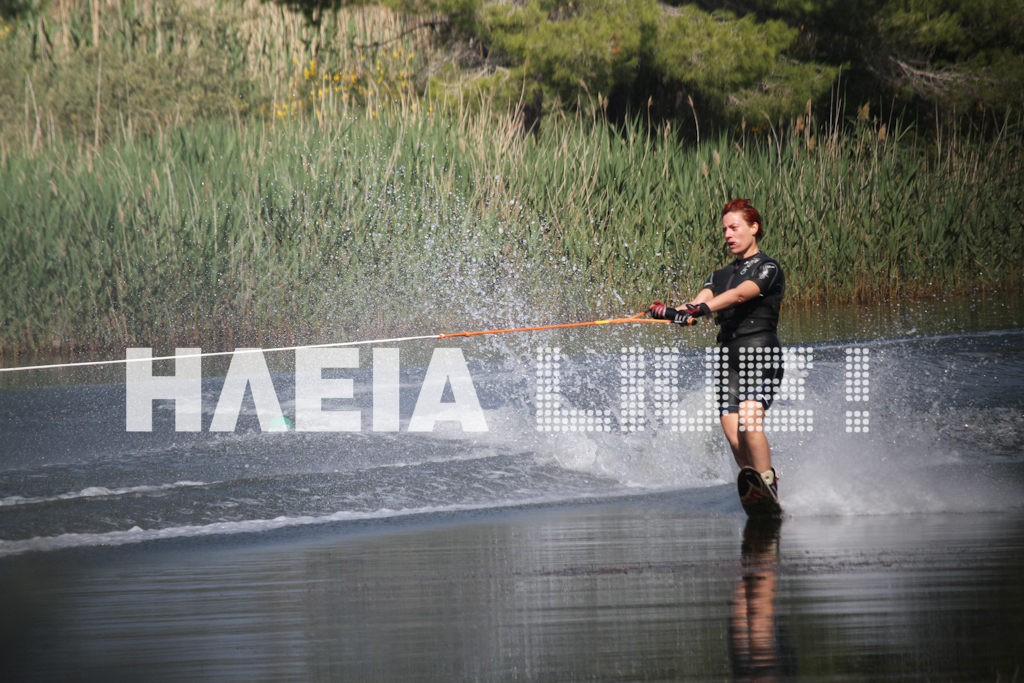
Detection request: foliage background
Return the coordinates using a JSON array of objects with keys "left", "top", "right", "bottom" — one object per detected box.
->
[{"left": 0, "top": 0, "right": 1021, "bottom": 358}]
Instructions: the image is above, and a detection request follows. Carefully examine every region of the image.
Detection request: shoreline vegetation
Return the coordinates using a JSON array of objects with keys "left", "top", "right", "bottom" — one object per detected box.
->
[{"left": 1, "top": 1, "right": 1021, "bottom": 361}]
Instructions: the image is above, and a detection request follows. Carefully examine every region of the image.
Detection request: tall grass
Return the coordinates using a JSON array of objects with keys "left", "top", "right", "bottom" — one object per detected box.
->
[
  {"left": 0, "top": 109, "right": 569, "bottom": 358},
  {"left": 2, "top": 105, "right": 1021, "bottom": 358},
  {"left": 0, "top": 0, "right": 440, "bottom": 151},
  {"left": 501, "top": 105, "right": 1023, "bottom": 304},
  {"left": 0, "top": 1, "right": 1021, "bottom": 359}
]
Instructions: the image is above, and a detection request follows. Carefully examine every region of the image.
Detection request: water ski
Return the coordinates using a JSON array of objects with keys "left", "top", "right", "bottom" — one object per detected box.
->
[{"left": 737, "top": 467, "right": 782, "bottom": 517}]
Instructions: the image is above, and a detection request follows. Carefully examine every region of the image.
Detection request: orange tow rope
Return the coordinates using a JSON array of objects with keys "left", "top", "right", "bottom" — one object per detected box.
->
[
  {"left": 0, "top": 313, "right": 669, "bottom": 373},
  {"left": 438, "top": 311, "right": 668, "bottom": 339}
]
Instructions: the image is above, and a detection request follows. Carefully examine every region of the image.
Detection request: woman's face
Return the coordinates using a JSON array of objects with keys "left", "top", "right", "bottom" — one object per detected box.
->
[{"left": 722, "top": 210, "right": 760, "bottom": 258}]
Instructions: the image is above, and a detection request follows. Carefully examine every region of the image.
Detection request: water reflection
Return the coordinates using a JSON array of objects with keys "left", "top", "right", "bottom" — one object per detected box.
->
[{"left": 729, "top": 516, "right": 796, "bottom": 680}]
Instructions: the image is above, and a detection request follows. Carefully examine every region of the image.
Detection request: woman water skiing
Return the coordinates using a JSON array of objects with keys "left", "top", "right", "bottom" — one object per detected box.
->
[{"left": 649, "top": 198, "right": 785, "bottom": 511}]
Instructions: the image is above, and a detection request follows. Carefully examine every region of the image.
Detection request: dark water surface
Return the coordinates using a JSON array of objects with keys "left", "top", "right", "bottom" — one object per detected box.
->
[
  {"left": 4, "top": 500, "right": 1023, "bottom": 681},
  {"left": 1, "top": 298, "right": 1023, "bottom": 679}
]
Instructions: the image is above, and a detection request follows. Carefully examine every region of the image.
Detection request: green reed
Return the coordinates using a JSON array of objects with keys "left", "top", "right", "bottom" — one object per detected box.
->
[
  {"left": 0, "top": 112, "right": 560, "bottom": 357},
  {"left": 500, "top": 108, "right": 1022, "bottom": 306},
  {"left": 2, "top": 105, "right": 1021, "bottom": 359},
  {"left": 1, "top": 2, "right": 1021, "bottom": 358}
]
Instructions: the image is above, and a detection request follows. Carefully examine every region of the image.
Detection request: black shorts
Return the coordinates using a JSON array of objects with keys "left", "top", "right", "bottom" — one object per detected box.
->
[{"left": 716, "top": 332, "right": 784, "bottom": 415}]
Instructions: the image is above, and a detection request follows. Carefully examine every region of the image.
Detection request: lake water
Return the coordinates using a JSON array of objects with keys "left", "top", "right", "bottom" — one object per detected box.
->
[{"left": 2, "top": 298, "right": 1022, "bottom": 679}]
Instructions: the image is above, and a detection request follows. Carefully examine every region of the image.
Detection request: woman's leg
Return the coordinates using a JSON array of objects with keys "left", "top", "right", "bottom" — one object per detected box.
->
[
  {"left": 737, "top": 399, "right": 772, "bottom": 474},
  {"left": 720, "top": 401, "right": 772, "bottom": 473},
  {"left": 720, "top": 411, "right": 745, "bottom": 464},
  {"left": 720, "top": 334, "right": 780, "bottom": 479}
]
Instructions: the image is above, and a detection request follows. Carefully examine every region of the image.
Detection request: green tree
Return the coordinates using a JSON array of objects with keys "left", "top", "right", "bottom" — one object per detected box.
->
[
  {"left": 473, "top": 0, "right": 661, "bottom": 125},
  {"left": 457, "top": 0, "right": 839, "bottom": 133},
  {"left": 871, "top": 0, "right": 1024, "bottom": 114},
  {"left": 650, "top": 4, "right": 836, "bottom": 128},
  {"left": 266, "top": 0, "right": 840, "bottom": 133},
  {"left": 267, "top": 0, "right": 1024, "bottom": 129},
  {"left": 737, "top": 0, "right": 1024, "bottom": 120}
]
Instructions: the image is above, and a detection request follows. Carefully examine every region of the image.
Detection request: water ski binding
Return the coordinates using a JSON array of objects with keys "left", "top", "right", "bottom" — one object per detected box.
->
[{"left": 737, "top": 467, "right": 782, "bottom": 517}]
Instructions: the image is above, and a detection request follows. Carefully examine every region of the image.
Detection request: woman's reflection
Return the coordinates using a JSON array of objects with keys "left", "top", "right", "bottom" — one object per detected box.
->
[{"left": 729, "top": 517, "right": 795, "bottom": 680}]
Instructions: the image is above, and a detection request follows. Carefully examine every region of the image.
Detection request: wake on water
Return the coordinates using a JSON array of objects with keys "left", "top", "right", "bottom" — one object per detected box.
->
[{"left": 1, "top": 327, "right": 1022, "bottom": 558}]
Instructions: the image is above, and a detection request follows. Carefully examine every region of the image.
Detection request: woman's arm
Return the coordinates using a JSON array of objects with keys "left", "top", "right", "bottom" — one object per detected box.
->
[
  {"left": 694, "top": 280, "right": 761, "bottom": 313},
  {"left": 687, "top": 288, "right": 715, "bottom": 306}
]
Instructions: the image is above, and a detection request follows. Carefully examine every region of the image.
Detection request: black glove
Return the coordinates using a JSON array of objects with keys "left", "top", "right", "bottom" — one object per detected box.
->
[
  {"left": 673, "top": 303, "right": 711, "bottom": 326},
  {"left": 648, "top": 301, "right": 677, "bottom": 320}
]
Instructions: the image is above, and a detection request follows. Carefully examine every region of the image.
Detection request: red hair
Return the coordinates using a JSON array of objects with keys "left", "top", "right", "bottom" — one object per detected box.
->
[{"left": 721, "top": 198, "right": 764, "bottom": 238}]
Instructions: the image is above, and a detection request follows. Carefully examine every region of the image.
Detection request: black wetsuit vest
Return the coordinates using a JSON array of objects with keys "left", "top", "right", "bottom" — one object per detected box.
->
[{"left": 703, "top": 252, "right": 785, "bottom": 343}]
